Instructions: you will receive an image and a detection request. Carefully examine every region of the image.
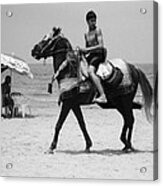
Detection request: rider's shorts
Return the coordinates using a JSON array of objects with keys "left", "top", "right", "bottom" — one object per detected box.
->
[{"left": 86, "top": 47, "right": 107, "bottom": 70}]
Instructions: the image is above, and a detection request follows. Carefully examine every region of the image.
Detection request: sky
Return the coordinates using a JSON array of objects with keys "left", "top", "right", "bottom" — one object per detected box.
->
[{"left": 1, "top": 1, "right": 154, "bottom": 64}]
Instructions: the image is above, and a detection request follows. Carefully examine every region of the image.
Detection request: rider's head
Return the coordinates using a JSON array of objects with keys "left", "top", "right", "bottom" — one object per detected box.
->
[
  {"left": 86, "top": 10, "right": 97, "bottom": 29},
  {"left": 86, "top": 10, "right": 97, "bottom": 22}
]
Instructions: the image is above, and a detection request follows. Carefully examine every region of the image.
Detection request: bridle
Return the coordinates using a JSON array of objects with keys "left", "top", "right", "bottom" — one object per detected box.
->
[{"left": 38, "top": 34, "right": 81, "bottom": 77}]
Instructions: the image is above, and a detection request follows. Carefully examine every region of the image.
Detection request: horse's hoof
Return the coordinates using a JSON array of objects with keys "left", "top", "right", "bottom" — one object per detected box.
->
[
  {"left": 44, "top": 148, "right": 55, "bottom": 154},
  {"left": 129, "top": 146, "right": 136, "bottom": 152},
  {"left": 85, "top": 146, "right": 91, "bottom": 153},
  {"left": 122, "top": 146, "right": 135, "bottom": 153},
  {"left": 122, "top": 146, "right": 128, "bottom": 152},
  {"left": 85, "top": 141, "right": 92, "bottom": 152},
  {"left": 85, "top": 148, "right": 91, "bottom": 153}
]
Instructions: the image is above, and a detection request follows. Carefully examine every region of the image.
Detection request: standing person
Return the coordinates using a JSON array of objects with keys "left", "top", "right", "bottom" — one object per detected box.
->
[{"left": 80, "top": 10, "right": 107, "bottom": 103}]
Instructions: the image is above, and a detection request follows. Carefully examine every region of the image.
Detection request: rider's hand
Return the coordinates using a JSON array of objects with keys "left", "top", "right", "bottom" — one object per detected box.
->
[
  {"left": 76, "top": 46, "right": 86, "bottom": 54},
  {"left": 76, "top": 46, "right": 80, "bottom": 51},
  {"left": 80, "top": 48, "right": 87, "bottom": 54}
]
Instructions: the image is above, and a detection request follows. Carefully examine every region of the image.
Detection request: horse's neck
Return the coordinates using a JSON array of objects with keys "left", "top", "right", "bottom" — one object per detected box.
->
[
  {"left": 52, "top": 37, "right": 72, "bottom": 72},
  {"left": 53, "top": 54, "right": 66, "bottom": 72}
]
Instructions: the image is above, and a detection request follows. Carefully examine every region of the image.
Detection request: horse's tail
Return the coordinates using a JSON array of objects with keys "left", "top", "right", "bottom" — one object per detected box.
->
[{"left": 137, "top": 68, "right": 153, "bottom": 122}]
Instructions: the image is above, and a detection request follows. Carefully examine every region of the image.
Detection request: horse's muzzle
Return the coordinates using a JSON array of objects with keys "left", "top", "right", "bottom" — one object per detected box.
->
[{"left": 31, "top": 49, "right": 41, "bottom": 60}]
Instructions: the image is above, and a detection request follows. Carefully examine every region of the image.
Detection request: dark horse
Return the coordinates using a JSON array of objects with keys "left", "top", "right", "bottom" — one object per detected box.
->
[{"left": 31, "top": 28, "right": 153, "bottom": 153}]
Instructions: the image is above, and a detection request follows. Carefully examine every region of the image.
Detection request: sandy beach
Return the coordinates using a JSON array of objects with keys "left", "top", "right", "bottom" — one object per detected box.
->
[{"left": 0, "top": 63, "right": 156, "bottom": 180}]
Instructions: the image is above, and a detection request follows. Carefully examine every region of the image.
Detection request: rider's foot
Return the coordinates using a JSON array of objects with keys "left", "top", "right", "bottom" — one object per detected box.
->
[{"left": 94, "top": 94, "right": 107, "bottom": 103}]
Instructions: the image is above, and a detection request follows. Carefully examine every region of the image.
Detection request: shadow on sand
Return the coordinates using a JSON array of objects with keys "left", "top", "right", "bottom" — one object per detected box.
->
[
  {"left": 57, "top": 148, "right": 157, "bottom": 156},
  {"left": 14, "top": 113, "right": 36, "bottom": 118},
  {"left": 1, "top": 113, "right": 37, "bottom": 119}
]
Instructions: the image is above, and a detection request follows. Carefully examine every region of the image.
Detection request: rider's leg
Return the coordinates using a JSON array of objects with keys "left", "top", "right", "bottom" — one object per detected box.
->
[
  {"left": 88, "top": 65, "right": 107, "bottom": 103},
  {"left": 80, "top": 55, "right": 89, "bottom": 80}
]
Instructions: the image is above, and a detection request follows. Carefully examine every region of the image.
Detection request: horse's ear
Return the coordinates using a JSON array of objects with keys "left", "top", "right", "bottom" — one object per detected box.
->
[
  {"left": 52, "top": 27, "right": 62, "bottom": 37},
  {"left": 55, "top": 27, "right": 61, "bottom": 36},
  {"left": 58, "top": 27, "right": 62, "bottom": 33}
]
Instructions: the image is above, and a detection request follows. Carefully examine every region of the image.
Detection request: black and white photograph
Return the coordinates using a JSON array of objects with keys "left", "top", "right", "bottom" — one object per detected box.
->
[{"left": 1, "top": 0, "right": 158, "bottom": 181}]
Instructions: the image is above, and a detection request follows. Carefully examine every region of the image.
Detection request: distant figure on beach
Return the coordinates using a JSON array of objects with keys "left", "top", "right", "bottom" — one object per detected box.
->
[
  {"left": 79, "top": 10, "right": 107, "bottom": 103},
  {"left": 1, "top": 64, "right": 8, "bottom": 73},
  {"left": 1, "top": 75, "right": 14, "bottom": 117}
]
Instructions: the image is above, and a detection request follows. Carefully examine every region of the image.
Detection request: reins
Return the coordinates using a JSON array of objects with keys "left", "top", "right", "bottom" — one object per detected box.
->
[{"left": 41, "top": 35, "right": 74, "bottom": 57}]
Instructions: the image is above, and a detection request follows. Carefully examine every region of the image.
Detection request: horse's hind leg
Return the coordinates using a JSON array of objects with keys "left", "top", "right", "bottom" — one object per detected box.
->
[
  {"left": 115, "top": 95, "right": 135, "bottom": 151},
  {"left": 48, "top": 101, "right": 71, "bottom": 153},
  {"left": 122, "top": 109, "right": 135, "bottom": 151},
  {"left": 127, "top": 109, "right": 134, "bottom": 149},
  {"left": 72, "top": 105, "right": 92, "bottom": 151},
  {"left": 120, "top": 122, "right": 128, "bottom": 147}
]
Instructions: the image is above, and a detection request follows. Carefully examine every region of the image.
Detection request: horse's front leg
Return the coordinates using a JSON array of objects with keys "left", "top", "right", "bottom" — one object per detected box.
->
[
  {"left": 72, "top": 105, "right": 93, "bottom": 152},
  {"left": 46, "top": 100, "right": 71, "bottom": 154}
]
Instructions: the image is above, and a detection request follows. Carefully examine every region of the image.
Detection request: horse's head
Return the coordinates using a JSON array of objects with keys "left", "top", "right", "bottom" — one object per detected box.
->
[
  {"left": 31, "top": 27, "right": 79, "bottom": 81},
  {"left": 31, "top": 27, "right": 71, "bottom": 60}
]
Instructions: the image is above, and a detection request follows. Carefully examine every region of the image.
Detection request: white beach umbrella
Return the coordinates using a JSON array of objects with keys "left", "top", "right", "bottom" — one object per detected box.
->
[{"left": 1, "top": 53, "right": 33, "bottom": 79}]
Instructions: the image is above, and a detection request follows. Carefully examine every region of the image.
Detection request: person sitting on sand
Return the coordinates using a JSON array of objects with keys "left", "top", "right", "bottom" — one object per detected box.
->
[{"left": 1, "top": 75, "right": 14, "bottom": 117}]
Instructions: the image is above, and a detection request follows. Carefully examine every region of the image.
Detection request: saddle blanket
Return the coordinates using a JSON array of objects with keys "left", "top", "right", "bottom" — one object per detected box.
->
[
  {"left": 109, "top": 58, "right": 132, "bottom": 86},
  {"left": 97, "top": 58, "right": 132, "bottom": 87}
]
